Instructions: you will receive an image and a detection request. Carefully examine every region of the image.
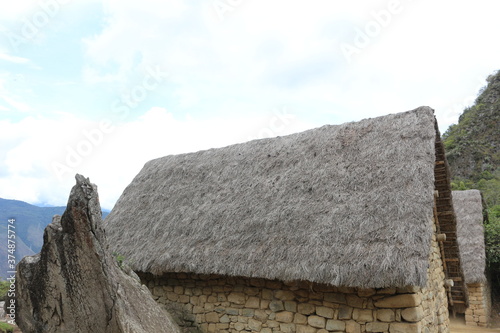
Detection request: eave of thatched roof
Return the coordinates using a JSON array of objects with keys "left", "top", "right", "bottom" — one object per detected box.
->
[
  {"left": 105, "top": 106, "right": 439, "bottom": 288},
  {"left": 453, "top": 190, "right": 487, "bottom": 284}
]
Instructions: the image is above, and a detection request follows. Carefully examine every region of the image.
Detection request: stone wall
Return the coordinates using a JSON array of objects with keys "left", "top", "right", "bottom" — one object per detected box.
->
[
  {"left": 139, "top": 225, "right": 449, "bottom": 333},
  {"left": 465, "top": 283, "right": 490, "bottom": 326},
  {"left": 139, "top": 233, "right": 449, "bottom": 333},
  {"left": 418, "top": 224, "right": 450, "bottom": 331}
]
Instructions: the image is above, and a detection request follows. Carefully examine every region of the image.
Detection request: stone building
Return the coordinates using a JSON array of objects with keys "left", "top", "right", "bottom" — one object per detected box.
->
[
  {"left": 453, "top": 190, "right": 491, "bottom": 326},
  {"left": 105, "top": 107, "right": 467, "bottom": 333}
]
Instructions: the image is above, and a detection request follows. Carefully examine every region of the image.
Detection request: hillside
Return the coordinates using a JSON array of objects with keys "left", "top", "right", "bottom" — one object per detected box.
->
[
  {"left": 0, "top": 199, "right": 68, "bottom": 251},
  {"left": 443, "top": 70, "right": 500, "bottom": 186},
  {"left": 0, "top": 198, "right": 109, "bottom": 279}
]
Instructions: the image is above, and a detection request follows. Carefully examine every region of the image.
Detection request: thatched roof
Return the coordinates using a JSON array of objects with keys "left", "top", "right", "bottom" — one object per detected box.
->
[
  {"left": 453, "top": 190, "right": 487, "bottom": 284},
  {"left": 105, "top": 106, "right": 441, "bottom": 288}
]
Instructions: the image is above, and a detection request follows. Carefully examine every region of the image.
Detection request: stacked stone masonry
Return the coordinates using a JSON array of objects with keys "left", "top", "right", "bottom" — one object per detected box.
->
[
  {"left": 140, "top": 232, "right": 449, "bottom": 333},
  {"left": 465, "top": 283, "right": 490, "bottom": 327}
]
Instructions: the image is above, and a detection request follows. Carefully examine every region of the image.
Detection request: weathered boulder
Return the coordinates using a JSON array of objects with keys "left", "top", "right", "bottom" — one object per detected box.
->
[{"left": 16, "top": 174, "right": 181, "bottom": 333}]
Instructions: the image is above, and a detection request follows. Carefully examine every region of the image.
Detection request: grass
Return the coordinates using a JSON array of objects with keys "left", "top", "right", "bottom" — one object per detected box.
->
[{"left": 0, "top": 322, "right": 14, "bottom": 333}]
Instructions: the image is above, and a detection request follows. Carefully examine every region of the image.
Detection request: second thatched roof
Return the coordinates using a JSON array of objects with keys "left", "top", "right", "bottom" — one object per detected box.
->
[
  {"left": 453, "top": 190, "right": 487, "bottom": 284},
  {"left": 105, "top": 106, "right": 442, "bottom": 288}
]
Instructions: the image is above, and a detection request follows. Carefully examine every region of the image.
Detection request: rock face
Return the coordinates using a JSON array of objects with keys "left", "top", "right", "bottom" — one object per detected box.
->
[{"left": 16, "top": 174, "right": 181, "bottom": 333}]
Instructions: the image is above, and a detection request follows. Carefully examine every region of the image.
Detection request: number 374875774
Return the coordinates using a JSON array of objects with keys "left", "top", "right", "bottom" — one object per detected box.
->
[{"left": 7, "top": 219, "right": 16, "bottom": 270}]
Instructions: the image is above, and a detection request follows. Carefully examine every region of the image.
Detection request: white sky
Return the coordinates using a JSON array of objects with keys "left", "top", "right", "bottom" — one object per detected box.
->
[{"left": 0, "top": 0, "right": 498, "bottom": 210}]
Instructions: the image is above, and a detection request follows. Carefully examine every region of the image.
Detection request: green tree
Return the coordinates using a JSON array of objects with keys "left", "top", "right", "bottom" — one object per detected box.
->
[
  {"left": 0, "top": 280, "right": 10, "bottom": 302},
  {"left": 485, "top": 206, "right": 500, "bottom": 266}
]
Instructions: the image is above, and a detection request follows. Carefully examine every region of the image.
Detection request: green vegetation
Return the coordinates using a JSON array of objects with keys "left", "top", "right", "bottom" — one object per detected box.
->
[
  {"left": 113, "top": 252, "right": 125, "bottom": 268},
  {"left": 444, "top": 69, "right": 500, "bottom": 297},
  {"left": 0, "top": 280, "right": 10, "bottom": 302},
  {"left": 0, "top": 322, "right": 14, "bottom": 333},
  {"left": 443, "top": 71, "right": 500, "bottom": 182},
  {"left": 485, "top": 215, "right": 500, "bottom": 267}
]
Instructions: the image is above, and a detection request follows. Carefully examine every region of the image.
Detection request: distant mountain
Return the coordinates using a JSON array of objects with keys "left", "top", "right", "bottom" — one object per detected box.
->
[
  {"left": 0, "top": 221, "right": 34, "bottom": 280},
  {"left": 0, "top": 198, "right": 109, "bottom": 279}
]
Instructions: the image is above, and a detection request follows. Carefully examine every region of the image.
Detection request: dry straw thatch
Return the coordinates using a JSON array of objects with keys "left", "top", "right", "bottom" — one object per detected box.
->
[
  {"left": 453, "top": 190, "right": 487, "bottom": 284},
  {"left": 106, "top": 106, "right": 440, "bottom": 288}
]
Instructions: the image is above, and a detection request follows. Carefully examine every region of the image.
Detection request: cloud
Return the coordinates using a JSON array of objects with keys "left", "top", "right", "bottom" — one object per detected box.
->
[
  {"left": 0, "top": 72, "right": 33, "bottom": 113},
  {"left": 2, "top": 95, "right": 32, "bottom": 112},
  {"left": 80, "top": 0, "right": 500, "bottom": 133},
  {"left": 0, "top": 1, "right": 40, "bottom": 21},
  {"left": 0, "top": 115, "right": 80, "bottom": 204},
  {"left": 0, "top": 53, "right": 30, "bottom": 64}
]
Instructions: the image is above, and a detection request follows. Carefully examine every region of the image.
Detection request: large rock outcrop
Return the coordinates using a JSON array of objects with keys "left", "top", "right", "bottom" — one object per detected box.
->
[{"left": 16, "top": 174, "right": 181, "bottom": 333}]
